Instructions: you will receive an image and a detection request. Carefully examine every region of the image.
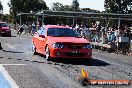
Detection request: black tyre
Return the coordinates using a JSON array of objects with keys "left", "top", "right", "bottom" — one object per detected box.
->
[
  {"left": 83, "top": 58, "right": 91, "bottom": 64},
  {"left": 79, "top": 77, "right": 90, "bottom": 86},
  {"left": 45, "top": 46, "right": 51, "bottom": 61}
]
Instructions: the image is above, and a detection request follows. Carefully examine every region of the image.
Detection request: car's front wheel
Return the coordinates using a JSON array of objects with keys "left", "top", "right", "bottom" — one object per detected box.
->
[
  {"left": 83, "top": 58, "right": 91, "bottom": 64},
  {"left": 45, "top": 46, "right": 51, "bottom": 61}
]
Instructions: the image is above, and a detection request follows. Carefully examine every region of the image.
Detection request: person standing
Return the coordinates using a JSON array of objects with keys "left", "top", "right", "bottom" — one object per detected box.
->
[
  {"left": 28, "top": 22, "right": 32, "bottom": 34},
  {"left": 31, "top": 22, "right": 36, "bottom": 35},
  {"left": 17, "top": 24, "right": 25, "bottom": 35},
  {"left": 24, "top": 23, "right": 28, "bottom": 34}
]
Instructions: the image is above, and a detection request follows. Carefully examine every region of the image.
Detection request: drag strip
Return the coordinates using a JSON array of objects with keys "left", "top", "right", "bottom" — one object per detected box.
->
[
  {"left": 0, "top": 30, "right": 132, "bottom": 88},
  {"left": 0, "top": 65, "right": 19, "bottom": 88}
]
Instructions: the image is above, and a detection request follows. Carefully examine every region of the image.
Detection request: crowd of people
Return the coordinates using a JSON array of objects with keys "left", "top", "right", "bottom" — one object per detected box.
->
[
  {"left": 73, "top": 21, "right": 132, "bottom": 55},
  {"left": 17, "top": 22, "right": 37, "bottom": 35}
]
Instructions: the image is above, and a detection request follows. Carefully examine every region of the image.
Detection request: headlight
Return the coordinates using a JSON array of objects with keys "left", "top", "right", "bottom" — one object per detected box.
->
[
  {"left": 83, "top": 44, "right": 92, "bottom": 49},
  {"left": 52, "top": 43, "right": 64, "bottom": 49}
]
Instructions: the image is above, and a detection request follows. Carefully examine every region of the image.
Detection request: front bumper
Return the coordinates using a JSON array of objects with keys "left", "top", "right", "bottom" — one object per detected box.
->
[
  {"left": 50, "top": 48, "right": 92, "bottom": 59},
  {"left": 0, "top": 30, "right": 11, "bottom": 35}
]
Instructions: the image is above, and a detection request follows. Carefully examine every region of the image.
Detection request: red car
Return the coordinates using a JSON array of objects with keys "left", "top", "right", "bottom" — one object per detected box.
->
[
  {"left": 0, "top": 22, "right": 11, "bottom": 36},
  {"left": 32, "top": 25, "right": 92, "bottom": 61}
]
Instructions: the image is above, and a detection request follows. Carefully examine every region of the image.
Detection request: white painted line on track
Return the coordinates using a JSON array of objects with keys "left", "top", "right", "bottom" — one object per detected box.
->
[{"left": 0, "top": 65, "right": 19, "bottom": 88}]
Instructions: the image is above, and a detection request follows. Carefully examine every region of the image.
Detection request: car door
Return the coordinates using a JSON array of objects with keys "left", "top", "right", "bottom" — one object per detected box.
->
[
  {"left": 33, "top": 30, "right": 41, "bottom": 53},
  {"left": 38, "top": 27, "right": 46, "bottom": 54}
]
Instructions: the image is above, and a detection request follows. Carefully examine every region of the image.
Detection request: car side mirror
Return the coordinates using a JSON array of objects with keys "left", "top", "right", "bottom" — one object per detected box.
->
[
  {"left": 39, "top": 35, "right": 45, "bottom": 38},
  {"left": 34, "top": 32, "right": 37, "bottom": 35}
]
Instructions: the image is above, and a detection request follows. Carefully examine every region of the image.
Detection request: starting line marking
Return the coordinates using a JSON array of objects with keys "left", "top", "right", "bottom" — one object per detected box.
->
[{"left": 0, "top": 64, "right": 27, "bottom": 88}]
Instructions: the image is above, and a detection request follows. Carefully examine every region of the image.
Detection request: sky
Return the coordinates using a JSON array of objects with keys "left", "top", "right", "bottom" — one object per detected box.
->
[{"left": 1, "top": 0, "right": 105, "bottom": 14}]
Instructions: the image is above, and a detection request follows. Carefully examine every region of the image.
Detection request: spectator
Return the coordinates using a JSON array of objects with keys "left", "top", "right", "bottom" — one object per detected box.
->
[
  {"left": 123, "top": 25, "right": 131, "bottom": 53},
  {"left": 31, "top": 22, "right": 36, "bottom": 35},
  {"left": 24, "top": 23, "right": 28, "bottom": 34},
  {"left": 28, "top": 22, "right": 32, "bottom": 34},
  {"left": 17, "top": 24, "right": 25, "bottom": 35}
]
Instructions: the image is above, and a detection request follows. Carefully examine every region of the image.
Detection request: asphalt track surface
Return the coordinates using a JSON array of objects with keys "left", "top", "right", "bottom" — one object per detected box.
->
[{"left": 0, "top": 30, "right": 132, "bottom": 88}]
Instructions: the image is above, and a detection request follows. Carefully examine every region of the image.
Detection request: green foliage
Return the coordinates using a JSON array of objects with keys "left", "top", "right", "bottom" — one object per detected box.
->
[
  {"left": 8, "top": 0, "right": 48, "bottom": 24},
  {"left": 81, "top": 8, "right": 100, "bottom": 13},
  {"left": 8, "top": 0, "right": 47, "bottom": 18},
  {"left": 104, "top": 0, "right": 132, "bottom": 13},
  {"left": 51, "top": 2, "right": 64, "bottom": 11},
  {"left": 51, "top": 0, "right": 80, "bottom": 11},
  {"left": 0, "top": 1, "right": 3, "bottom": 12},
  {"left": 2, "top": 14, "right": 13, "bottom": 23},
  {"left": 71, "top": 0, "right": 80, "bottom": 11},
  {"left": 51, "top": 2, "right": 72, "bottom": 11},
  {"left": 63, "top": 5, "right": 72, "bottom": 11}
]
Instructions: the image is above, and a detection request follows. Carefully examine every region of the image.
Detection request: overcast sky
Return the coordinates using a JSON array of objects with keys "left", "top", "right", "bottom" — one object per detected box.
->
[{"left": 1, "top": 0, "right": 105, "bottom": 14}]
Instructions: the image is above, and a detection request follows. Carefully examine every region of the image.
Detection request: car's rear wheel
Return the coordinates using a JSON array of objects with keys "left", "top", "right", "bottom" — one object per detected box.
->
[
  {"left": 45, "top": 47, "right": 51, "bottom": 61},
  {"left": 32, "top": 43, "right": 37, "bottom": 55}
]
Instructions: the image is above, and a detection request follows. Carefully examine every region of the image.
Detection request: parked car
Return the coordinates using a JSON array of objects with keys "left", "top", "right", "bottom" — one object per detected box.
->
[
  {"left": 0, "top": 22, "right": 11, "bottom": 36},
  {"left": 32, "top": 25, "right": 92, "bottom": 61}
]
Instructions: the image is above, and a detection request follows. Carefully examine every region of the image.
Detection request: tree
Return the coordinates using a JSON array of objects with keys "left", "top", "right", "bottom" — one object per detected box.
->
[
  {"left": 2, "top": 14, "right": 13, "bottom": 23},
  {"left": 51, "top": 2, "right": 64, "bottom": 11},
  {"left": 51, "top": 2, "right": 72, "bottom": 11},
  {"left": 104, "top": 0, "right": 132, "bottom": 13},
  {"left": 81, "top": 8, "right": 100, "bottom": 13},
  {"left": 0, "top": 1, "right": 3, "bottom": 13},
  {"left": 63, "top": 5, "right": 72, "bottom": 11},
  {"left": 8, "top": 0, "right": 48, "bottom": 20},
  {"left": 71, "top": 0, "right": 80, "bottom": 11}
]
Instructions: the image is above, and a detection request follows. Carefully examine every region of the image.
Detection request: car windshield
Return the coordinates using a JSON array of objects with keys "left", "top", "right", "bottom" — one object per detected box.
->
[
  {"left": 48, "top": 28, "right": 81, "bottom": 37},
  {"left": 0, "top": 23, "right": 8, "bottom": 27}
]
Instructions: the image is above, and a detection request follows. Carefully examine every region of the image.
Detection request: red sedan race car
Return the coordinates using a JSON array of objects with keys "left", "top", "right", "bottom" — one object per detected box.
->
[
  {"left": 32, "top": 25, "right": 92, "bottom": 61},
  {"left": 0, "top": 22, "right": 11, "bottom": 36}
]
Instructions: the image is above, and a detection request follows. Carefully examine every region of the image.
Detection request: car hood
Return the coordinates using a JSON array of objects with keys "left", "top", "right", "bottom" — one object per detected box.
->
[{"left": 47, "top": 36, "right": 89, "bottom": 44}]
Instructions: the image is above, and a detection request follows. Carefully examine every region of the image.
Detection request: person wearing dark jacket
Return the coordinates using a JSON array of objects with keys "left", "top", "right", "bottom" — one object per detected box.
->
[{"left": 17, "top": 24, "right": 25, "bottom": 35}]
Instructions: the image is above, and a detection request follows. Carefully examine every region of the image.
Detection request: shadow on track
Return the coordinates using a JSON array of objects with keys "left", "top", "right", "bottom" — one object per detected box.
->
[
  {"left": 2, "top": 49, "right": 24, "bottom": 53},
  {"left": 33, "top": 53, "right": 110, "bottom": 66},
  {"left": 52, "top": 58, "right": 110, "bottom": 66}
]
